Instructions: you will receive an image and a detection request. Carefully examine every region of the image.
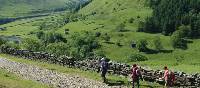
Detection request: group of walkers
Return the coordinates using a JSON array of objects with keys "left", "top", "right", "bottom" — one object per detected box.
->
[{"left": 99, "top": 57, "right": 175, "bottom": 88}]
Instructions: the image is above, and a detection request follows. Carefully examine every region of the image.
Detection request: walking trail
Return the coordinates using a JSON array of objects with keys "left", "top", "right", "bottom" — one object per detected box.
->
[{"left": 0, "top": 58, "right": 126, "bottom": 88}]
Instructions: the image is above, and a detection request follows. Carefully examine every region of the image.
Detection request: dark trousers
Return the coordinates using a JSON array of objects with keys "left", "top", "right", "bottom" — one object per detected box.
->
[
  {"left": 132, "top": 79, "right": 140, "bottom": 88},
  {"left": 101, "top": 70, "right": 107, "bottom": 83}
]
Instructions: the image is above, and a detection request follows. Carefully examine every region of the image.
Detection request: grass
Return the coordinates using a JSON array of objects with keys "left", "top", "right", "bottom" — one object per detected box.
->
[
  {"left": 0, "top": 0, "right": 73, "bottom": 18},
  {"left": 0, "top": 54, "right": 163, "bottom": 88},
  {"left": 61, "top": 0, "right": 200, "bottom": 73},
  {"left": 0, "top": 0, "right": 199, "bottom": 87},
  {"left": 0, "top": 0, "right": 200, "bottom": 75},
  {"left": 0, "top": 69, "right": 50, "bottom": 88}
]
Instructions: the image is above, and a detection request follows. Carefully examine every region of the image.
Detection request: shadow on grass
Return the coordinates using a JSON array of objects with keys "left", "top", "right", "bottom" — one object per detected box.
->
[
  {"left": 145, "top": 49, "right": 173, "bottom": 54},
  {"left": 106, "top": 80, "right": 125, "bottom": 86},
  {"left": 0, "top": 84, "right": 7, "bottom": 88},
  {"left": 186, "top": 39, "right": 193, "bottom": 43},
  {"left": 103, "top": 42, "right": 115, "bottom": 44},
  {"left": 141, "top": 84, "right": 162, "bottom": 88}
]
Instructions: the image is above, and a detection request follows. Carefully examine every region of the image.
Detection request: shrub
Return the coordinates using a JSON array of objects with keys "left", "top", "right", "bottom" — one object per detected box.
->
[
  {"left": 22, "top": 38, "right": 43, "bottom": 51},
  {"left": 29, "top": 31, "right": 34, "bottom": 34},
  {"left": 102, "top": 33, "right": 111, "bottom": 42},
  {"left": 5, "top": 41, "right": 20, "bottom": 49},
  {"left": 137, "top": 21, "right": 145, "bottom": 32},
  {"left": 116, "top": 23, "right": 126, "bottom": 32},
  {"left": 0, "top": 38, "right": 6, "bottom": 46},
  {"left": 153, "top": 36, "right": 163, "bottom": 51},
  {"left": 137, "top": 16, "right": 140, "bottom": 18},
  {"left": 118, "top": 33, "right": 124, "bottom": 37},
  {"left": 64, "top": 29, "right": 70, "bottom": 34},
  {"left": 171, "top": 32, "right": 188, "bottom": 49},
  {"left": 65, "top": 29, "right": 69, "bottom": 31},
  {"left": 95, "top": 32, "right": 101, "bottom": 37},
  {"left": 36, "top": 31, "right": 44, "bottom": 39},
  {"left": 138, "top": 17, "right": 160, "bottom": 33},
  {"left": 127, "top": 53, "right": 148, "bottom": 62},
  {"left": 171, "top": 25, "right": 190, "bottom": 49},
  {"left": 177, "top": 25, "right": 191, "bottom": 38},
  {"left": 68, "top": 32, "right": 100, "bottom": 59},
  {"left": 116, "top": 40, "right": 122, "bottom": 46},
  {"left": 46, "top": 42, "right": 69, "bottom": 56},
  {"left": 136, "top": 39, "right": 149, "bottom": 52},
  {"left": 128, "top": 18, "right": 134, "bottom": 23},
  {"left": 105, "top": 2, "right": 108, "bottom": 4},
  {"left": 41, "top": 32, "right": 66, "bottom": 44},
  {"left": 131, "top": 41, "right": 136, "bottom": 48}
]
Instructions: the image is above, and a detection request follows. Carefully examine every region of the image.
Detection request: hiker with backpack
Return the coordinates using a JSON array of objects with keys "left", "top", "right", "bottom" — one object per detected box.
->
[
  {"left": 100, "top": 57, "right": 109, "bottom": 83},
  {"left": 131, "top": 64, "right": 143, "bottom": 88},
  {"left": 163, "top": 66, "right": 175, "bottom": 87}
]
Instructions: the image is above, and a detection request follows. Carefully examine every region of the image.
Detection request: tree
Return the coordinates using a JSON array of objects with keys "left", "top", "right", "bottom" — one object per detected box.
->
[
  {"left": 171, "top": 26, "right": 189, "bottom": 50},
  {"left": 136, "top": 39, "right": 149, "bottom": 52},
  {"left": 6, "top": 41, "right": 20, "bottom": 49},
  {"left": 171, "top": 34, "right": 187, "bottom": 49},
  {"left": 22, "top": 38, "right": 43, "bottom": 51},
  {"left": 68, "top": 32, "right": 99, "bottom": 59},
  {"left": 153, "top": 36, "right": 163, "bottom": 51},
  {"left": 127, "top": 53, "right": 148, "bottom": 62},
  {"left": 143, "top": 17, "right": 160, "bottom": 33},
  {"left": 177, "top": 25, "right": 191, "bottom": 38},
  {"left": 142, "top": 0, "right": 200, "bottom": 37},
  {"left": 0, "top": 38, "right": 6, "bottom": 46},
  {"left": 46, "top": 42, "right": 69, "bottom": 56},
  {"left": 40, "top": 32, "right": 66, "bottom": 44}
]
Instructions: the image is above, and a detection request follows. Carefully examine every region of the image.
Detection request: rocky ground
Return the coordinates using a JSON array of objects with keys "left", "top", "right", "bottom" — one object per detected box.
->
[{"left": 0, "top": 58, "right": 126, "bottom": 88}]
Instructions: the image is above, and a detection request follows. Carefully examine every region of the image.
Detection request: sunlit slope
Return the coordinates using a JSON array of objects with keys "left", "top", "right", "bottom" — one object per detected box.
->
[{"left": 0, "top": 0, "right": 85, "bottom": 18}]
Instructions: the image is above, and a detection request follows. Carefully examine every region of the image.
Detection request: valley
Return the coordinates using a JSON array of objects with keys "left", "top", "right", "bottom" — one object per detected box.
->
[{"left": 0, "top": 0, "right": 200, "bottom": 87}]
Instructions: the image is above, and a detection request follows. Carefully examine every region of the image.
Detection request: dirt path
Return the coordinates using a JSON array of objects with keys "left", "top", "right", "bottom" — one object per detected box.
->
[{"left": 0, "top": 58, "right": 126, "bottom": 88}]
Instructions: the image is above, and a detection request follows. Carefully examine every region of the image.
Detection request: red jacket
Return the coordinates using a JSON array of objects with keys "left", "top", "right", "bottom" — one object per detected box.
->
[
  {"left": 131, "top": 67, "right": 141, "bottom": 80},
  {"left": 164, "top": 70, "right": 175, "bottom": 81}
]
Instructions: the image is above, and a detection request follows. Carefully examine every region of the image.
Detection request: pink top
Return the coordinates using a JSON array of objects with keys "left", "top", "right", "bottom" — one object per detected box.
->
[{"left": 164, "top": 70, "right": 169, "bottom": 81}]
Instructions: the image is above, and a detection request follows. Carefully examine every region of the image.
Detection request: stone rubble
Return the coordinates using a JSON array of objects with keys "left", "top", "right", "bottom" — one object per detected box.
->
[{"left": 0, "top": 58, "right": 126, "bottom": 88}]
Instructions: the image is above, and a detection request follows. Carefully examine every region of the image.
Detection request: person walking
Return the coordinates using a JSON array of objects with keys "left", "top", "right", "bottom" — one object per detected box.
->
[
  {"left": 163, "top": 66, "right": 175, "bottom": 87},
  {"left": 100, "top": 57, "right": 109, "bottom": 83},
  {"left": 131, "top": 64, "right": 142, "bottom": 88}
]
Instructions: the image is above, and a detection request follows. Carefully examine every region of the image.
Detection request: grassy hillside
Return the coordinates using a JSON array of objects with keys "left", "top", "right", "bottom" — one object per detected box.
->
[
  {"left": 0, "top": 0, "right": 89, "bottom": 18},
  {"left": 57, "top": 0, "right": 200, "bottom": 73},
  {"left": 0, "top": 0, "right": 200, "bottom": 74}
]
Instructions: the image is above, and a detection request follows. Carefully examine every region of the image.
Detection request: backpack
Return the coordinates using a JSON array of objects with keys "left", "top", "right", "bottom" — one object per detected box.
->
[
  {"left": 167, "top": 70, "right": 175, "bottom": 81},
  {"left": 132, "top": 68, "right": 140, "bottom": 80},
  {"left": 101, "top": 61, "right": 108, "bottom": 71}
]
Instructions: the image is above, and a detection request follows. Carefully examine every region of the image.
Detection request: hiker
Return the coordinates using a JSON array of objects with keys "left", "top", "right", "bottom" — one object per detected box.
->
[
  {"left": 131, "top": 64, "right": 143, "bottom": 88},
  {"left": 163, "top": 66, "right": 175, "bottom": 87},
  {"left": 100, "top": 57, "right": 109, "bottom": 83}
]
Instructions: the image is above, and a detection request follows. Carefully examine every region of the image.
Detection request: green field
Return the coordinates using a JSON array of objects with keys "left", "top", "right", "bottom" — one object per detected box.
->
[
  {"left": 0, "top": 0, "right": 200, "bottom": 87},
  {"left": 0, "top": 0, "right": 88, "bottom": 18},
  {"left": 0, "top": 0, "right": 199, "bottom": 76},
  {"left": 0, "top": 69, "right": 50, "bottom": 88},
  {"left": 57, "top": 0, "right": 200, "bottom": 73},
  {"left": 1, "top": 0, "right": 200, "bottom": 73}
]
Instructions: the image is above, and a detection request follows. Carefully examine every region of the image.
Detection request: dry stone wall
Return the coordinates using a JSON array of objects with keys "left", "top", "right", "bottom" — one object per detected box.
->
[{"left": 0, "top": 46, "right": 200, "bottom": 87}]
